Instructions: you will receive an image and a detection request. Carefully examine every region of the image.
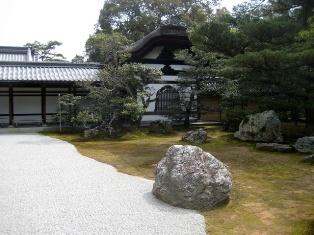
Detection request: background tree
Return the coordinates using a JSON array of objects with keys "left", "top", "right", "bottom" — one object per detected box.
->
[
  {"left": 71, "top": 55, "right": 85, "bottom": 63},
  {"left": 84, "top": 63, "right": 161, "bottom": 135},
  {"left": 269, "top": 0, "right": 314, "bottom": 26},
  {"left": 25, "top": 41, "right": 66, "bottom": 61},
  {"left": 57, "top": 65, "right": 161, "bottom": 136},
  {"left": 61, "top": 33, "right": 161, "bottom": 136},
  {"left": 85, "top": 32, "right": 131, "bottom": 63},
  {"left": 177, "top": 0, "right": 314, "bottom": 127},
  {"left": 96, "top": 0, "right": 220, "bottom": 41}
]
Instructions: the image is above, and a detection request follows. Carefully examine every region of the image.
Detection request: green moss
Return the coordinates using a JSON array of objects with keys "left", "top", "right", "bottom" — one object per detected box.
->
[
  {"left": 43, "top": 126, "right": 314, "bottom": 235},
  {"left": 292, "top": 221, "right": 314, "bottom": 235}
]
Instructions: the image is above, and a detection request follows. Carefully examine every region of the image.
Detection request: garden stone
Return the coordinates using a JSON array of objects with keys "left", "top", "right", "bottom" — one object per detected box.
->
[
  {"left": 303, "top": 154, "right": 314, "bottom": 163},
  {"left": 294, "top": 137, "right": 314, "bottom": 153},
  {"left": 256, "top": 143, "right": 293, "bottom": 152},
  {"left": 153, "top": 145, "right": 232, "bottom": 210},
  {"left": 182, "top": 129, "right": 208, "bottom": 144},
  {"left": 234, "top": 110, "right": 283, "bottom": 143}
]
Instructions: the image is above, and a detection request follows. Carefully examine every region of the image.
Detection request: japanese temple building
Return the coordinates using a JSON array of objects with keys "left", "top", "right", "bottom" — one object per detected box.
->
[
  {"left": 0, "top": 46, "right": 100, "bottom": 126},
  {"left": 0, "top": 25, "right": 217, "bottom": 127}
]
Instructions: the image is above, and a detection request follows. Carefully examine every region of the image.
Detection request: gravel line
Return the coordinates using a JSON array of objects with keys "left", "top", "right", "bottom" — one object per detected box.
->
[{"left": 0, "top": 133, "right": 206, "bottom": 235}]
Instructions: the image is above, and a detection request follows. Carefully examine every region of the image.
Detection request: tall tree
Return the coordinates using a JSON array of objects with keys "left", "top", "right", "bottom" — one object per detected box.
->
[
  {"left": 66, "top": 31, "right": 162, "bottom": 136},
  {"left": 85, "top": 32, "right": 131, "bottom": 63},
  {"left": 269, "top": 0, "right": 314, "bottom": 26},
  {"left": 25, "top": 41, "right": 66, "bottom": 61},
  {"left": 179, "top": 0, "right": 314, "bottom": 126},
  {"left": 71, "top": 55, "right": 85, "bottom": 63},
  {"left": 97, "top": 0, "right": 219, "bottom": 41}
]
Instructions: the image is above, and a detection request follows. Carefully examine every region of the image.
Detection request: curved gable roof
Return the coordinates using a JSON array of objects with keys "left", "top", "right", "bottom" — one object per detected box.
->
[{"left": 126, "top": 25, "right": 191, "bottom": 62}]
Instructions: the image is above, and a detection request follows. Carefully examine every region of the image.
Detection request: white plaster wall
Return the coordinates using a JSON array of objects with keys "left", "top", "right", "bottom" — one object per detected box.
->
[
  {"left": 0, "top": 96, "right": 9, "bottom": 124},
  {"left": 170, "top": 64, "right": 192, "bottom": 71},
  {"left": 46, "top": 88, "right": 69, "bottom": 92},
  {"left": 143, "top": 46, "right": 164, "bottom": 59},
  {"left": 142, "top": 83, "right": 196, "bottom": 123},
  {"left": 14, "top": 96, "right": 41, "bottom": 122},
  {"left": 162, "top": 75, "right": 179, "bottom": 82},
  {"left": 14, "top": 96, "right": 41, "bottom": 114},
  {"left": 141, "top": 64, "right": 193, "bottom": 83},
  {"left": 145, "top": 83, "right": 179, "bottom": 112},
  {"left": 143, "top": 64, "right": 191, "bottom": 71},
  {"left": 14, "top": 88, "right": 41, "bottom": 91},
  {"left": 0, "top": 97, "right": 9, "bottom": 114},
  {"left": 46, "top": 96, "right": 59, "bottom": 123},
  {"left": 143, "top": 64, "right": 164, "bottom": 70},
  {"left": 46, "top": 114, "right": 56, "bottom": 123},
  {"left": 13, "top": 88, "right": 42, "bottom": 122},
  {"left": 14, "top": 115, "right": 41, "bottom": 122},
  {"left": 46, "top": 96, "right": 58, "bottom": 114},
  {"left": 142, "top": 115, "right": 169, "bottom": 122}
]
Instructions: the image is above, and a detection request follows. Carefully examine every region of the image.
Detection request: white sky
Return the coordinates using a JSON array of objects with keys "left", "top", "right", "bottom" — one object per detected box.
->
[{"left": 0, "top": 0, "right": 244, "bottom": 61}]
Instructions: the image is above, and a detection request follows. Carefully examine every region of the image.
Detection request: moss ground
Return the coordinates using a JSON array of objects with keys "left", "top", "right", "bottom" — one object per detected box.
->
[{"left": 44, "top": 126, "right": 314, "bottom": 235}]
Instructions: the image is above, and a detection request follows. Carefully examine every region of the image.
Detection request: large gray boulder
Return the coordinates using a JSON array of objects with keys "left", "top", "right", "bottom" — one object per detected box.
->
[
  {"left": 152, "top": 145, "right": 232, "bottom": 210},
  {"left": 234, "top": 110, "right": 283, "bottom": 143},
  {"left": 256, "top": 143, "right": 293, "bottom": 152},
  {"left": 294, "top": 137, "right": 314, "bottom": 153},
  {"left": 182, "top": 128, "right": 208, "bottom": 144}
]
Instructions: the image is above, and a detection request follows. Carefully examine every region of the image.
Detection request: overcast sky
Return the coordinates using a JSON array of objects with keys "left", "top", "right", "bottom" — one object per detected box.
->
[{"left": 0, "top": 0, "right": 244, "bottom": 61}]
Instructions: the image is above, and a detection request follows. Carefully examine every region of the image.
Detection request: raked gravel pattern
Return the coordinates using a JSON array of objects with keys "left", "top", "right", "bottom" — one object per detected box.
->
[{"left": 0, "top": 133, "right": 206, "bottom": 235}]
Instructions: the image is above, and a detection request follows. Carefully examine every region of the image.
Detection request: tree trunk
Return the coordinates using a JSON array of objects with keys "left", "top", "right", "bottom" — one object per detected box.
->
[{"left": 184, "top": 109, "right": 191, "bottom": 129}]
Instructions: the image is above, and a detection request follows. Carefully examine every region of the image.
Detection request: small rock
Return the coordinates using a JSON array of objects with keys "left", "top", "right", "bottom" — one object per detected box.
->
[
  {"left": 182, "top": 128, "right": 207, "bottom": 144},
  {"left": 303, "top": 154, "right": 314, "bottom": 163},
  {"left": 293, "top": 136, "right": 314, "bottom": 153},
  {"left": 234, "top": 110, "right": 283, "bottom": 143},
  {"left": 153, "top": 145, "right": 232, "bottom": 210},
  {"left": 256, "top": 143, "right": 293, "bottom": 152}
]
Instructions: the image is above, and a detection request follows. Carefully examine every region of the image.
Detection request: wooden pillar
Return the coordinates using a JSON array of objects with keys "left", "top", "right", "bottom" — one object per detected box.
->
[
  {"left": 9, "top": 86, "right": 14, "bottom": 126},
  {"left": 41, "top": 86, "right": 46, "bottom": 125}
]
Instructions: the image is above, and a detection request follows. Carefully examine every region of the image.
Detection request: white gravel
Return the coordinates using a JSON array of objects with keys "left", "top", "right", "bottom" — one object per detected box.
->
[{"left": 0, "top": 133, "right": 206, "bottom": 235}]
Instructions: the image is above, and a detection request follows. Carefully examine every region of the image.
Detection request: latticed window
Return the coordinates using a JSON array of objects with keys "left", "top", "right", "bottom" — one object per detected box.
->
[{"left": 155, "top": 86, "right": 180, "bottom": 113}]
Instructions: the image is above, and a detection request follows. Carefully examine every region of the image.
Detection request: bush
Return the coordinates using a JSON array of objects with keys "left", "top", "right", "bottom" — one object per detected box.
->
[
  {"left": 149, "top": 120, "right": 173, "bottom": 134},
  {"left": 72, "top": 111, "right": 101, "bottom": 129}
]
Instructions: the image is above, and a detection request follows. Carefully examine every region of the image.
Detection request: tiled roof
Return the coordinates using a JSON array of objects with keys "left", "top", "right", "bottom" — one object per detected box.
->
[
  {"left": 0, "top": 53, "right": 28, "bottom": 62},
  {"left": 125, "top": 25, "right": 188, "bottom": 53},
  {"left": 0, "top": 61, "right": 101, "bottom": 82},
  {"left": 0, "top": 46, "right": 31, "bottom": 62}
]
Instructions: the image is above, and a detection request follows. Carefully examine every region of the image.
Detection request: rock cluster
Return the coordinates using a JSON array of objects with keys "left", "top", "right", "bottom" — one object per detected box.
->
[
  {"left": 153, "top": 145, "right": 232, "bottom": 210},
  {"left": 256, "top": 143, "right": 293, "bottom": 152},
  {"left": 303, "top": 154, "right": 314, "bottom": 163},
  {"left": 293, "top": 136, "right": 314, "bottom": 153},
  {"left": 182, "top": 128, "right": 208, "bottom": 144},
  {"left": 234, "top": 110, "right": 283, "bottom": 143}
]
